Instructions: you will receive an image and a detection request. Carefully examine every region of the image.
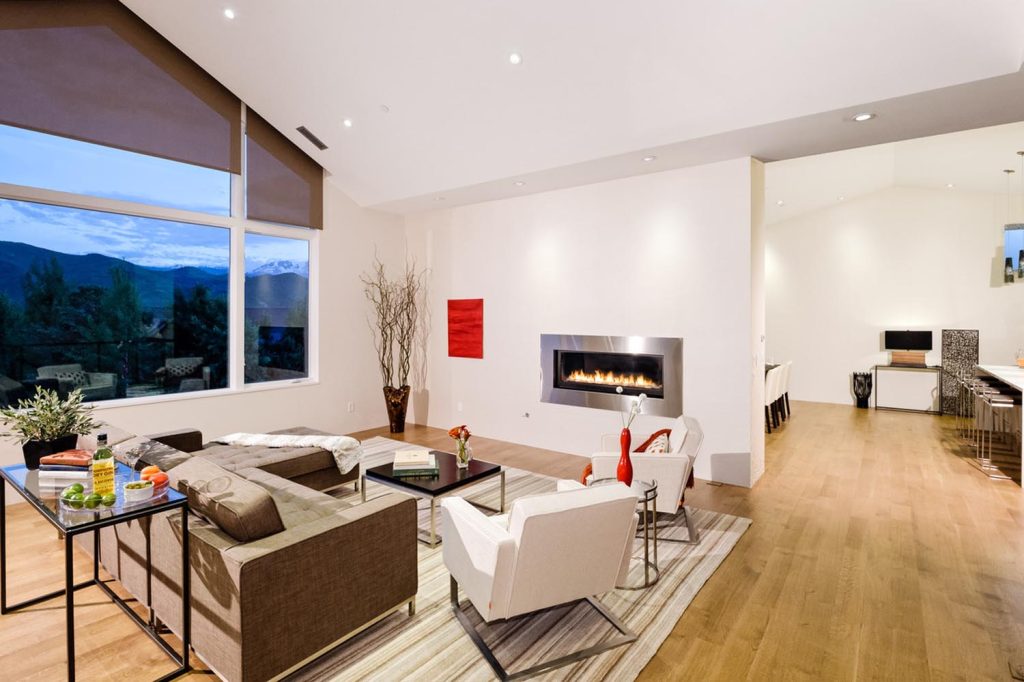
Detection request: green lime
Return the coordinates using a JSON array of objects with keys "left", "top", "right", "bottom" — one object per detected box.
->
[
  {"left": 84, "top": 493, "right": 102, "bottom": 509},
  {"left": 101, "top": 493, "right": 116, "bottom": 507},
  {"left": 61, "top": 488, "right": 76, "bottom": 500},
  {"left": 67, "top": 492, "right": 84, "bottom": 509},
  {"left": 68, "top": 483, "right": 84, "bottom": 494}
]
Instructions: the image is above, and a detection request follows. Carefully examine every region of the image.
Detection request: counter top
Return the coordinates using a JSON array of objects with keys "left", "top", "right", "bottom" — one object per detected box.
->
[{"left": 977, "top": 365, "right": 1024, "bottom": 392}]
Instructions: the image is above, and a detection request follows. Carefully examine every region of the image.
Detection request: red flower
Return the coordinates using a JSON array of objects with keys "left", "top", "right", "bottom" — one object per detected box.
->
[{"left": 449, "top": 425, "right": 471, "bottom": 441}]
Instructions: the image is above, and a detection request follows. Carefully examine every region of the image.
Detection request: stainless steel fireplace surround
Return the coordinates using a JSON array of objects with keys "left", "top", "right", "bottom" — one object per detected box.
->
[{"left": 540, "top": 335, "right": 683, "bottom": 417}]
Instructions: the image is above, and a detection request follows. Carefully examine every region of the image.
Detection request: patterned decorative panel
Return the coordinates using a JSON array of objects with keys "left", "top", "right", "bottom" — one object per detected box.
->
[{"left": 941, "top": 329, "right": 979, "bottom": 414}]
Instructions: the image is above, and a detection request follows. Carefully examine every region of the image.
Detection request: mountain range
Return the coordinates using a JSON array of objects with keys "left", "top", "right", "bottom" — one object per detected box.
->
[{"left": 0, "top": 241, "right": 308, "bottom": 313}]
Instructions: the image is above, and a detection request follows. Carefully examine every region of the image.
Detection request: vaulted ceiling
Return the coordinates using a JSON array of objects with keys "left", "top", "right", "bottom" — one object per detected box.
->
[{"left": 121, "top": 1, "right": 1024, "bottom": 213}]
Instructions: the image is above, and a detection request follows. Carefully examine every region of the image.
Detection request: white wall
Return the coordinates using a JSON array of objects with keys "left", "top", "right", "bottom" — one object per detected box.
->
[
  {"left": 767, "top": 185, "right": 1024, "bottom": 405},
  {"left": 3, "top": 180, "right": 406, "bottom": 501},
  {"left": 405, "top": 158, "right": 765, "bottom": 487}
]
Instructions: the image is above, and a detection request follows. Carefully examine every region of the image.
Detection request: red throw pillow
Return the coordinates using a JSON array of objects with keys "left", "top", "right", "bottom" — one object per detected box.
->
[
  {"left": 580, "top": 463, "right": 593, "bottom": 485},
  {"left": 634, "top": 428, "right": 672, "bottom": 453}
]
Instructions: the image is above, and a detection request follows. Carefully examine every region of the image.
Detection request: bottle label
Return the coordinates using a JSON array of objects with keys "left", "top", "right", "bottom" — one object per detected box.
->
[{"left": 92, "top": 460, "right": 115, "bottom": 496}]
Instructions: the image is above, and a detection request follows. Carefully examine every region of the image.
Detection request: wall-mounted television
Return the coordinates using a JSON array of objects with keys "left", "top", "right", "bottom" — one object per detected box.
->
[{"left": 884, "top": 330, "right": 932, "bottom": 351}]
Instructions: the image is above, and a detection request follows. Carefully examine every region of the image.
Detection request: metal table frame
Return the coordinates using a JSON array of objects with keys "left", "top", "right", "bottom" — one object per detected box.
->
[
  {"left": 0, "top": 468, "right": 190, "bottom": 682},
  {"left": 591, "top": 477, "right": 659, "bottom": 589},
  {"left": 362, "top": 467, "right": 505, "bottom": 547}
]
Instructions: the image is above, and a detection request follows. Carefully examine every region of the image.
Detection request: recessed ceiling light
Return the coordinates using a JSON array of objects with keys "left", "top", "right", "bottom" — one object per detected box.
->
[
  {"left": 379, "top": 105, "right": 390, "bottom": 114},
  {"left": 508, "top": 52, "right": 523, "bottom": 65},
  {"left": 342, "top": 118, "right": 353, "bottom": 128},
  {"left": 776, "top": 200, "right": 785, "bottom": 207},
  {"left": 946, "top": 183, "right": 955, "bottom": 188},
  {"left": 514, "top": 181, "right": 525, "bottom": 187},
  {"left": 435, "top": 196, "right": 446, "bottom": 202},
  {"left": 642, "top": 155, "right": 657, "bottom": 162},
  {"left": 223, "top": 8, "right": 235, "bottom": 19},
  {"left": 838, "top": 195, "right": 845, "bottom": 201},
  {"left": 851, "top": 112, "right": 876, "bottom": 122}
]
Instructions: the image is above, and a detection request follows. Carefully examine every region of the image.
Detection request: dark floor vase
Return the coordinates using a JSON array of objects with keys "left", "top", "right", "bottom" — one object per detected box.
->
[
  {"left": 383, "top": 385, "right": 411, "bottom": 433},
  {"left": 852, "top": 372, "right": 873, "bottom": 409},
  {"left": 22, "top": 434, "right": 79, "bottom": 470}
]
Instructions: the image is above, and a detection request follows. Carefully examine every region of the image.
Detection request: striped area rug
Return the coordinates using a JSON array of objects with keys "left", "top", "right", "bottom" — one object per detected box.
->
[{"left": 289, "top": 436, "right": 751, "bottom": 681}]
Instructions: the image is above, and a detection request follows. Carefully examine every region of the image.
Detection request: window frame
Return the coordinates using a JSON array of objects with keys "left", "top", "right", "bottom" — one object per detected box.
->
[{"left": 0, "top": 116, "right": 320, "bottom": 408}]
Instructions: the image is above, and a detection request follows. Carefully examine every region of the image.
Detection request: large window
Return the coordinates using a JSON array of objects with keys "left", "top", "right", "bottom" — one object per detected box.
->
[
  {"left": 244, "top": 234, "right": 310, "bottom": 384},
  {"left": 0, "top": 1, "right": 320, "bottom": 407},
  {"left": 0, "top": 199, "right": 230, "bottom": 402}
]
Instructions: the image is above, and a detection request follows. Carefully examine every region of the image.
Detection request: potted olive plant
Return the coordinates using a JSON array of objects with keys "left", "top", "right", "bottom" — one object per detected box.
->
[{"left": 0, "top": 387, "right": 99, "bottom": 469}]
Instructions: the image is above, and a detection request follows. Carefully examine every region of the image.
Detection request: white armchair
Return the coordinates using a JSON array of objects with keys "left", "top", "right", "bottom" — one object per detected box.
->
[
  {"left": 591, "top": 415, "right": 704, "bottom": 542},
  {"left": 441, "top": 482, "right": 639, "bottom": 679}
]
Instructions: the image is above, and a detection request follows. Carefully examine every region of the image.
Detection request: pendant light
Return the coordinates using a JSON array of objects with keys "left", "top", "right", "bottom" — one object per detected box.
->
[
  {"left": 1017, "top": 152, "right": 1024, "bottom": 279},
  {"left": 1004, "top": 168, "right": 1016, "bottom": 284}
]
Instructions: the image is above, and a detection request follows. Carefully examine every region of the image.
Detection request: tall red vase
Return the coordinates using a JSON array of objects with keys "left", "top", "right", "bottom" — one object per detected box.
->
[{"left": 617, "top": 427, "right": 633, "bottom": 486}]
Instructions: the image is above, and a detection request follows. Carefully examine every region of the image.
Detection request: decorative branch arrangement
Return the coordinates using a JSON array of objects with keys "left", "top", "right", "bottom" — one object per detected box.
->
[
  {"left": 360, "top": 258, "right": 427, "bottom": 432},
  {"left": 360, "top": 258, "right": 425, "bottom": 388}
]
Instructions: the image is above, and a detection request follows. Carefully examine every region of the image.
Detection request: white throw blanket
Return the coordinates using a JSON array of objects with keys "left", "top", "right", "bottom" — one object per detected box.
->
[{"left": 214, "top": 432, "right": 363, "bottom": 475}]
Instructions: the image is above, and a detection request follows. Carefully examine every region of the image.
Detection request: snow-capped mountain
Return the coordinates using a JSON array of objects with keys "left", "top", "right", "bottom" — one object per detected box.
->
[{"left": 247, "top": 260, "right": 309, "bottom": 277}]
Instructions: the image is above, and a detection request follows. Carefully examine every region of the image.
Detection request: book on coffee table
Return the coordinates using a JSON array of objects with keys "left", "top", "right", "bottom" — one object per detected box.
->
[
  {"left": 394, "top": 448, "right": 432, "bottom": 467},
  {"left": 392, "top": 454, "right": 439, "bottom": 477}
]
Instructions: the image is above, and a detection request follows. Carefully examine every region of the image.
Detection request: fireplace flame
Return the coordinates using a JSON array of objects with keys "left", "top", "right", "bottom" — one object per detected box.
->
[{"left": 565, "top": 369, "right": 662, "bottom": 390}]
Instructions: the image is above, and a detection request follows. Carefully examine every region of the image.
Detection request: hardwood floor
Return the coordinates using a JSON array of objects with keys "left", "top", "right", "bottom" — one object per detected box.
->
[{"left": 1, "top": 403, "right": 1021, "bottom": 680}]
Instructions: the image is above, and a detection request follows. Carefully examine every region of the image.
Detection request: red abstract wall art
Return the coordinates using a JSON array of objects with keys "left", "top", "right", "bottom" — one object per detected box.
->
[{"left": 448, "top": 298, "right": 483, "bottom": 359}]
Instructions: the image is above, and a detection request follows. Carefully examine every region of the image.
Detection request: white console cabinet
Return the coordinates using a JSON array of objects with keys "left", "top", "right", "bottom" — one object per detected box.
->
[{"left": 873, "top": 365, "right": 942, "bottom": 414}]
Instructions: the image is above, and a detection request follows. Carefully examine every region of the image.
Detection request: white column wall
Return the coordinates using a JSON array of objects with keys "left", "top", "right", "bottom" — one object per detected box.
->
[{"left": 405, "top": 157, "right": 765, "bottom": 487}]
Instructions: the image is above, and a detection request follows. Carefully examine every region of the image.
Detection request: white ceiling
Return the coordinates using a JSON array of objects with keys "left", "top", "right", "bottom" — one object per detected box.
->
[
  {"left": 120, "top": 1, "right": 1024, "bottom": 213},
  {"left": 766, "top": 120, "right": 1024, "bottom": 224}
]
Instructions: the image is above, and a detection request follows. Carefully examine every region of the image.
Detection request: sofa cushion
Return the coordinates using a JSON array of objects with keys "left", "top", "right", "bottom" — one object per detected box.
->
[
  {"left": 170, "top": 457, "right": 285, "bottom": 542},
  {"left": 238, "top": 467, "right": 352, "bottom": 529}
]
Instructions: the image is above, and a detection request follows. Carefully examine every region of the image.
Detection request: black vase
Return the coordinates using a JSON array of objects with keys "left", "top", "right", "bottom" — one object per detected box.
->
[
  {"left": 852, "top": 372, "right": 873, "bottom": 409},
  {"left": 21, "top": 434, "right": 79, "bottom": 470}
]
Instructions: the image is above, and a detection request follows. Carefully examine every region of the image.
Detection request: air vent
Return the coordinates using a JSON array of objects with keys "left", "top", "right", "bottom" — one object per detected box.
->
[{"left": 296, "top": 126, "right": 327, "bottom": 151}]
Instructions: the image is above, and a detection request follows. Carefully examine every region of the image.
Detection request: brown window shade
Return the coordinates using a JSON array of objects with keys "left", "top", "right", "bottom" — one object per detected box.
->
[
  {"left": 246, "top": 110, "right": 324, "bottom": 229},
  {"left": 0, "top": 0, "right": 241, "bottom": 173}
]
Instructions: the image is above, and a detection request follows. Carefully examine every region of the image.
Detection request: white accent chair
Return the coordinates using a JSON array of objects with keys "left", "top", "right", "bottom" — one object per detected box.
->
[
  {"left": 591, "top": 415, "right": 704, "bottom": 543},
  {"left": 441, "top": 481, "right": 639, "bottom": 679}
]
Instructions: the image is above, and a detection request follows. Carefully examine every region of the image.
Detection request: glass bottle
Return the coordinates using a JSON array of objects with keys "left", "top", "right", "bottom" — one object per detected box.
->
[
  {"left": 1006, "top": 257, "right": 1015, "bottom": 284},
  {"left": 91, "top": 432, "right": 115, "bottom": 496}
]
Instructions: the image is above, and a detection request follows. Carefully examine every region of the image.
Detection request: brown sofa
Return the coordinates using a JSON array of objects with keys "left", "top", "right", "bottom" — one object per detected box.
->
[{"left": 88, "top": 427, "right": 418, "bottom": 682}]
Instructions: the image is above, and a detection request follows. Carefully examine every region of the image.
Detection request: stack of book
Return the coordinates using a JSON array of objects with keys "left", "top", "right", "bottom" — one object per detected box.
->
[
  {"left": 37, "top": 449, "right": 93, "bottom": 492},
  {"left": 392, "top": 448, "right": 439, "bottom": 477}
]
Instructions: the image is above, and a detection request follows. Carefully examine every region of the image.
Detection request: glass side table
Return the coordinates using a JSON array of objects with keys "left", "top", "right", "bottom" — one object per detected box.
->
[
  {"left": 590, "top": 477, "right": 659, "bottom": 589},
  {"left": 0, "top": 461, "right": 191, "bottom": 681}
]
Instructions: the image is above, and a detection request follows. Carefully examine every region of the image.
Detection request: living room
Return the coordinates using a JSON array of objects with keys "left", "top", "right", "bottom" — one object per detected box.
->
[{"left": 1, "top": 1, "right": 1023, "bottom": 681}]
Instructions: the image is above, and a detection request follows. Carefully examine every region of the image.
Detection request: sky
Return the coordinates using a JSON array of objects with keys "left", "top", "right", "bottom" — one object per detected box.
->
[{"left": 0, "top": 125, "right": 309, "bottom": 272}]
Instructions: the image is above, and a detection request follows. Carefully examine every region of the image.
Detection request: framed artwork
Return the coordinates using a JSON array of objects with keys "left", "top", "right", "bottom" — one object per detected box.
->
[{"left": 448, "top": 298, "right": 483, "bottom": 359}]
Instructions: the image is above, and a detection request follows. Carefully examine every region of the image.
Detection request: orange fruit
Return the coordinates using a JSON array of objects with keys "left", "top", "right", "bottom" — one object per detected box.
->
[
  {"left": 147, "top": 472, "right": 169, "bottom": 487},
  {"left": 140, "top": 465, "right": 161, "bottom": 477}
]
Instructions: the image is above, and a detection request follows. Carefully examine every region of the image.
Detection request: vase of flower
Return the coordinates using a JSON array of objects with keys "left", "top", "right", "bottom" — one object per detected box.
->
[
  {"left": 614, "top": 387, "right": 646, "bottom": 487},
  {"left": 449, "top": 424, "right": 472, "bottom": 469}
]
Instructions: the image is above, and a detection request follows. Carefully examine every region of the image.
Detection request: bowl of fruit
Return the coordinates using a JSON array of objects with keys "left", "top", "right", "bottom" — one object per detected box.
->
[
  {"left": 60, "top": 483, "right": 116, "bottom": 511},
  {"left": 123, "top": 466, "right": 170, "bottom": 504}
]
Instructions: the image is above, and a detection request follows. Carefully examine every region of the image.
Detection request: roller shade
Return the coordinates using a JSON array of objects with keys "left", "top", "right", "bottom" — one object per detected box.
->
[
  {"left": 0, "top": 0, "right": 241, "bottom": 173},
  {"left": 246, "top": 110, "right": 324, "bottom": 229}
]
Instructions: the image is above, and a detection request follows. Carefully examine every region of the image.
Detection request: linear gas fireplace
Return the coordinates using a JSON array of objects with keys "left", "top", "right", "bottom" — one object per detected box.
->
[{"left": 540, "top": 335, "right": 682, "bottom": 417}]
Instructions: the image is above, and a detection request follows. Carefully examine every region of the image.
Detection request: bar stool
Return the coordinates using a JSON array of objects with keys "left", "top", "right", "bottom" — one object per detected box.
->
[{"left": 974, "top": 383, "right": 1020, "bottom": 479}]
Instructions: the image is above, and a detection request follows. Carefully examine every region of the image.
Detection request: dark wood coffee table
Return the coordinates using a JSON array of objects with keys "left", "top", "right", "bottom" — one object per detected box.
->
[{"left": 362, "top": 450, "right": 505, "bottom": 547}]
